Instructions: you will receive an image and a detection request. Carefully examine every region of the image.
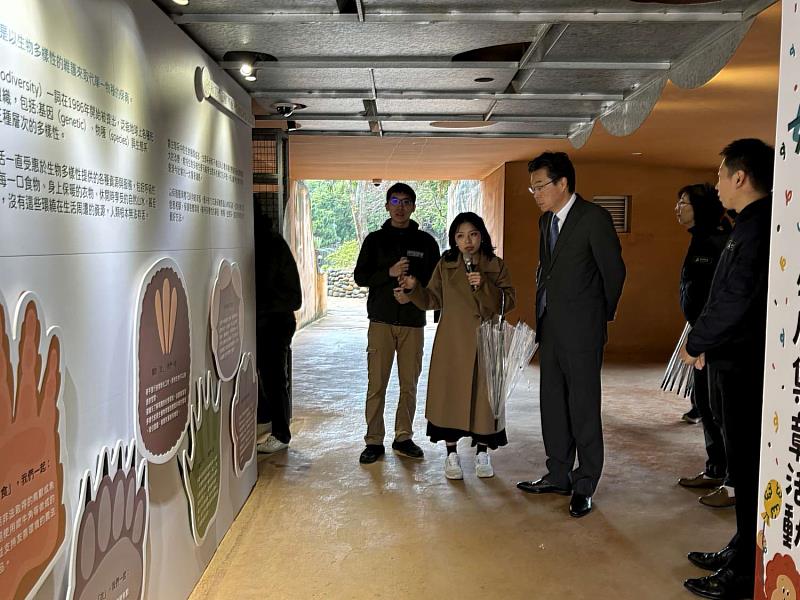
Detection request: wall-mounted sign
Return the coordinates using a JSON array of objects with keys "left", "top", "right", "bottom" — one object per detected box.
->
[
  {"left": 0, "top": 292, "right": 67, "bottom": 600},
  {"left": 178, "top": 372, "right": 221, "bottom": 546},
  {"left": 67, "top": 440, "right": 149, "bottom": 600},
  {"left": 231, "top": 353, "right": 257, "bottom": 477},
  {"left": 210, "top": 260, "right": 245, "bottom": 382},
  {"left": 134, "top": 258, "right": 192, "bottom": 464},
  {"left": 195, "top": 67, "right": 255, "bottom": 128}
]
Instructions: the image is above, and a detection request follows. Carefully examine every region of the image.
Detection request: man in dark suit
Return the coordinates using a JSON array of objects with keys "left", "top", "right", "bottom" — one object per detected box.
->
[{"left": 517, "top": 151, "right": 626, "bottom": 518}]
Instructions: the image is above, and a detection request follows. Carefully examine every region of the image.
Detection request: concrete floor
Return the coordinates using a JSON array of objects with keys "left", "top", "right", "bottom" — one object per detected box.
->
[{"left": 190, "top": 298, "right": 734, "bottom": 600}]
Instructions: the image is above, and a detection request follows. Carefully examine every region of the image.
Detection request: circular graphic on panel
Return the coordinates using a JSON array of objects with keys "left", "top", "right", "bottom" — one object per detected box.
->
[
  {"left": 210, "top": 259, "right": 244, "bottom": 382},
  {"left": 135, "top": 258, "right": 191, "bottom": 463}
]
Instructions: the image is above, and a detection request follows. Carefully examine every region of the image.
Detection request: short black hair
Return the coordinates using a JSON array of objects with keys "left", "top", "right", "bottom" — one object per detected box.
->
[
  {"left": 444, "top": 212, "right": 495, "bottom": 261},
  {"left": 720, "top": 138, "right": 775, "bottom": 196},
  {"left": 385, "top": 182, "right": 416, "bottom": 204},
  {"left": 678, "top": 183, "right": 725, "bottom": 230},
  {"left": 527, "top": 151, "right": 576, "bottom": 194}
]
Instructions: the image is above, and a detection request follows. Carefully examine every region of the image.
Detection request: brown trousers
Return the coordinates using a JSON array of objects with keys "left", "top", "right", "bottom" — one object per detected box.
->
[{"left": 364, "top": 322, "right": 424, "bottom": 445}]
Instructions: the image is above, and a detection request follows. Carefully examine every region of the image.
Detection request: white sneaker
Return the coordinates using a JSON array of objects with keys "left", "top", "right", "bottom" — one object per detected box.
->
[
  {"left": 444, "top": 453, "right": 463, "bottom": 480},
  {"left": 475, "top": 452, "right": 494, "bottom": 478},
  {"left": 256, "top": 423, "right": 270, "bottom": 437},
  {"left": 257, "top": 435, "right": 289, "bottom": 454}
]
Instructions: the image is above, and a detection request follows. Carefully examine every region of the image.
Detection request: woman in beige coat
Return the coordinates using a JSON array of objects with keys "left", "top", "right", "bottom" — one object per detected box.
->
[{"left": 398, "top": 212, "right": 515, "bottom": 480}]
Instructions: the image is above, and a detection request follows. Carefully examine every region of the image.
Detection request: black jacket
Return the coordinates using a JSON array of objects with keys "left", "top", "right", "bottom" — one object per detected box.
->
[
  {"left": 255, "top": 230, "right": 302, "bottom": 324},
  {"left": 686, "top": 196, "right": 771, "bottom": 369},
  {"left": 354, "top": 219, "right": 440, "bottom": 327},
  {"left": 679, "top": 222, "right": 732, "bottom": 325}
]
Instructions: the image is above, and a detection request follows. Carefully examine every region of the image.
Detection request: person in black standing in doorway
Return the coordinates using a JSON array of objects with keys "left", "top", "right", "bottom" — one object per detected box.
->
[
  {"left": 674, "top": 184, "right": 736, "bottom": 511},
  {"left": 354, "top": 183, "right": 440, "bottom": 464},
  {"left": 256, "top": 215, "right": 302, "bottom": 454},
  {"left": 680, "top": 138, "right": 774, "bottom": 600}
]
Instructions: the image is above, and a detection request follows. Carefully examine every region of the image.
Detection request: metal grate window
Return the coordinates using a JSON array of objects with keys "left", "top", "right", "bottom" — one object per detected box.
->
[
  {"left": 592, "top": 196, "right": 630, "bottom": 233},
  {"left": 253, "top": 130, "right": 286, "bottom": 232}
]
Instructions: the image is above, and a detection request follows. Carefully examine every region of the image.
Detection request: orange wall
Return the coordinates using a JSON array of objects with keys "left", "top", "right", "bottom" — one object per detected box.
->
[{"left": 503, "top": 160, "right": 716, "bottom": 361}]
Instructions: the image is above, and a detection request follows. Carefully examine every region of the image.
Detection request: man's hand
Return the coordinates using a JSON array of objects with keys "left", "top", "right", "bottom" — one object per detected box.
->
[
  {"left": 389, "top": 257, "right": 409, "bottom": 278},
  {"left": 679, "top": 343, "right": 705, "bottom": 370},
  {"left": 393, "top": 287, "right": 411, "bottom": 304},
  {"left": 399, "top": 274, "right": 417, "bottom": 291}
]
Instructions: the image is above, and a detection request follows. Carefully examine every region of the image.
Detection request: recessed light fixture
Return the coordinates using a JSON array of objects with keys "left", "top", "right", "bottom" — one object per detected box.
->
[
  {"left": 172, "top": 0, "right": 189, "bottom": 5},
  {"left": 474, "top": 77, "right": 494, "bottom": 83},
  {"left": 631, "top": 82, "right": 641, "bottom": 90},
  {"left": 240, "top": 63, "right": 253, "bottom": 76},
  {"left": 632, "top": 152, "right": 643, "bottom": 156},
  {"left": 244, "top": 73, "right": 257, "bottom": 82}
]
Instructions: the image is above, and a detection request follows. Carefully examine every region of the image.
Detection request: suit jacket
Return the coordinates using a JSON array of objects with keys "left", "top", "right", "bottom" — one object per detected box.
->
[{"left": 535, "top": 195, "right": 626, "bottom": 350}]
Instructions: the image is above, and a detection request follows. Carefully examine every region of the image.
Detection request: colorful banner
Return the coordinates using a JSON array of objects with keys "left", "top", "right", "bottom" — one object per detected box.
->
[{"left": 756, "top": 2, "right": 800, "bottom": 597}]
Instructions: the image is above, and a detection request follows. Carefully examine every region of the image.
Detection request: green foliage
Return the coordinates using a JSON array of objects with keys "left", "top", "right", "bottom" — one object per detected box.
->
[{"left": 324, "top": 239, "right": 361, "bottom": 270}]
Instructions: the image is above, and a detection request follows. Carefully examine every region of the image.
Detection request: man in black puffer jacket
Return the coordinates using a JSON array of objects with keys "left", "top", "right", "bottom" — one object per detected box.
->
[{"left": 354, "top": 183, "right": 440, "bottom": 464}]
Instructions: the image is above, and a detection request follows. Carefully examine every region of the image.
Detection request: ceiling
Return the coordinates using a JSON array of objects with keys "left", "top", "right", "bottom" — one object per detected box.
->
[{"left": 155, "top": 0, "right": 781, "bottom": 179}]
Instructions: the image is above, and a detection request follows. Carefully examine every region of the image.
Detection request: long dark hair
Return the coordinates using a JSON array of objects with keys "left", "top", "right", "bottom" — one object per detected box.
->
[{"left": 444, "top": 212, "right": 495, "bottom": 262}]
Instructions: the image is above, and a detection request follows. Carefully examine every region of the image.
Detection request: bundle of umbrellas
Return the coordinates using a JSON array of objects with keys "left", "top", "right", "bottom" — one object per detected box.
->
[
  {"left": 478, "top": 296, "right": 538, "bottom": 430},
  {"left": 661, "top": 322, "right": 695, "bottom": 398}
]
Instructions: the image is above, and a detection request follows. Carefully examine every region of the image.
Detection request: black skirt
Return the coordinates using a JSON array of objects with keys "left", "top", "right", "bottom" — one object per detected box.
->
[{"left": 426, "top": 421, "right": 508, "bottom": 449}]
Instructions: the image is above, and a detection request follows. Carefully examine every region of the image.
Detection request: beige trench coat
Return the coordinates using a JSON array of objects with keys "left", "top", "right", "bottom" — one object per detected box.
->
[{"left": 409, "top": 253, "right": 516, "bottom": 435}]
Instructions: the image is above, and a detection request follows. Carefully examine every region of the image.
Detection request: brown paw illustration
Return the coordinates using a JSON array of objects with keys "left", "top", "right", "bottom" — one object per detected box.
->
[
  {"left": 0, "top": 291, "right": 67, "bottom": 600},
  {"left": 67, "top": 440, "right": 149, "bottom": 600},
  {"left": 231, "top": 353, "right": 257, "bottom": 476}
]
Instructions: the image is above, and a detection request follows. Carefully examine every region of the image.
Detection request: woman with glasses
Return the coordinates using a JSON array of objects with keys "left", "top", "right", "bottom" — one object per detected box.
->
[{"left": 398, "top": 212, "right": 515, "bottom": 480}]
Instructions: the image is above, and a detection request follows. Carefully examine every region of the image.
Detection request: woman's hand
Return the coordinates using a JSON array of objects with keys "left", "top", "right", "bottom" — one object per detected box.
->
[
  {"left": 393, "top": 287, "right": 411, "bottom": 304},
  {"left": 399, "top": 274, "right": 417, "bottom": 291},
  {"left": 467, "top": 272, "right": 482, "bottom": 289}
]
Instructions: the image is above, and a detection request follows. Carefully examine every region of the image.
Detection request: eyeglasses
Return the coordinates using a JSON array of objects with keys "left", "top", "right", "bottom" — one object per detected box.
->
[
  {"left": 528, "top": 178, "right": 557, "bottom": 195},
  {"left": 389, "top": 197, "right": 414, "bottom": 207}
]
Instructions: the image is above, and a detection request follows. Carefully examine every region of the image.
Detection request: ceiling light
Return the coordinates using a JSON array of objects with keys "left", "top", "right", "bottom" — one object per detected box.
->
[
  {"left": 474, "top": 77, "right": 494, "bottom": 83},
  {"left": 632, "top": 152, "right": 643, "bottom": 157},
  {"left": 244, "top": 73, "right": 257, "bottom": 82},
  {"left": 240, "top": 63, "right": 253, "bottom": 76},
  {"left": 172, "top": 0, "right": 189, "bottom": 5}
]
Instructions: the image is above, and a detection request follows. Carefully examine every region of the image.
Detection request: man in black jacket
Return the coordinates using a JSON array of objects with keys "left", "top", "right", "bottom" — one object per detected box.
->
[
  {"left": 354, "top": 183, "right": 440, "bottom": 464},
  {"left": 674, "top": 184, "right": 735, "bottom": 510},
  {"left": 680, "top": 138, "right": 774, "bottom": 599},
  {"left": 255, "top": 215, "right": 302, "bottom": 454}
]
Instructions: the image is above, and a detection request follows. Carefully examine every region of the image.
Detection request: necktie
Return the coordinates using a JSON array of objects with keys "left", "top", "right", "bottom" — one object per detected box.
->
[{"left": 549, "top": 214, "right": 560, "bottom": 253}]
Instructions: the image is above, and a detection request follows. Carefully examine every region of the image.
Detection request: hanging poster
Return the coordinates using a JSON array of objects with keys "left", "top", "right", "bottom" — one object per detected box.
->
[
  {"left": 231, "top": 353, "right": 257, "bottom": 477},
  {"left": 67, "top": 440, "right": 149, "bottom": 600},
  {"left": 134, "top": 258, "right": 192, "bottom": 464},
  {"left": 755, "top": 2, "right": 800, "bottom": 598},
  {"left": 178, "top": 372, "right": 221, "bottom": 546},
  {"left": 210, "top": 259, "right": 244, "bottom": 382}
]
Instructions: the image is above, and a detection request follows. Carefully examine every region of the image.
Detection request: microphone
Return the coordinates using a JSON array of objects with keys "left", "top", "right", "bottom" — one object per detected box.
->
[{"left": 463, "top": 254, "right": 478, "bottom": 290}]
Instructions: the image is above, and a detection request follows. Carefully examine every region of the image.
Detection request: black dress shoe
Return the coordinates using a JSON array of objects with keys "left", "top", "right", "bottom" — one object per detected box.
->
[
  {"left": 569, "top": 493, "right": 592, "bottom": 518},
  {"left": 516, "top": 478, "right": 571, "bottom": 495},
  {"left": 688, "top": 546, "right": 736, "bottom": 572},
  {"left": 392, "top": 439, "right": 424, "bottom": 459},
  {"left": 684, "top": 568, "right": 752, "bottom": 599},
  {"left": 359, "top": 445, "right": 385, "bottom": 464}
]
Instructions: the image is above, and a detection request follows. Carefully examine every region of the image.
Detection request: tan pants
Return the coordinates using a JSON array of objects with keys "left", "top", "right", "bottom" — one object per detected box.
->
[{"left": 364, "top": 322, "right": 424, "bottom": 445}]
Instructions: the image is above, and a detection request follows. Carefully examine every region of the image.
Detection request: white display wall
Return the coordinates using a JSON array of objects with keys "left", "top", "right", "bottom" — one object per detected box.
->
[
  {"left": 0, "top": 1, "right": 257, "bottom": 599},
  {"left": 756, "top": 1, "right": 800, "bottom": 596}
]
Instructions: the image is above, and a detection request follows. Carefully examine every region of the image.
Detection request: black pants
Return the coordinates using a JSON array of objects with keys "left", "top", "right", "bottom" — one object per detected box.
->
[
  {"left": 708, "top": 362, "right": 763, "bottom": 581},
  {"left": 539, "top": 317, "right": 605, "bottom": 496},
  {"left": 693, "top": 366, "right": 727, "bottom": 480},
  {"left": 257, "top": 312, "right": 296, "bottom": 444}
]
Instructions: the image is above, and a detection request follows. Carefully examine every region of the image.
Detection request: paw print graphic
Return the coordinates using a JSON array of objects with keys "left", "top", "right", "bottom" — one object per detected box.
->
[
  {"left": 0, "top": 292, "right": 67, "bottom": 600},
  {"left": 231, "top": 353, "right": 257, "bottom": 477},
  {"left": 67, "top": 440, "right": 149, "bottom": 600},
  {"left": 178, "top": 372, "right": 221, "bottom": 545}
]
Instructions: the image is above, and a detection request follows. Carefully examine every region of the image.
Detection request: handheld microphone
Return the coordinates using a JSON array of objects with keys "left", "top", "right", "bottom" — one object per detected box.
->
[{"left": 463, "top": 254, "right": 478, "bottom": 290}]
